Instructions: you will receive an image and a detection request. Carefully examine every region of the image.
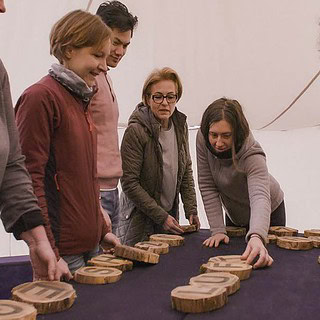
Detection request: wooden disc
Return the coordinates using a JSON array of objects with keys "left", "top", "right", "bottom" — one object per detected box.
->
[
  {"left": 276, "top": 236, "right": 313, "bottom": 250},
  {"left": 114, "top": 244, "right": 159, "bottom": 264},
  {"left": 200, "top": 262, "right": 252, "bottom": 280},
  {"left": 267, "top": 234, "right": 277, "bottom": 244},
  {"left": 318, "top": 256, "right": 320, "bottom": 264},
  {"left": 269, "top": 226, "right": 298, "bottom": 237},
  {"left": 74, "top": 266, "right": 122, "bottom": 284},
  {"left": 307, "top": 236, "right": 320, "bottom": 248},
  {"left": 189, "top": 272, "right": 240, "bottom": 295},
  {"left": 134, "top": 241, "right": 169, "bottom": 254},
  {"left": 304, "top": 229, "right": 320, "bottom": 237},
  {"left": 149, "top": 234, "right": 184, "bottom": 247},
  {"left": 225, "top": 227, "right": 246, "bottom": 237},
  {"left": 181, "top": 225, "right": 197, "bottom": 233},
  {"left": 171, "top": 285, "right": 227, "bottom": 313},
  {"left": 11, "top": 281, "right": 76, "bottom": 315},
  {"left": 208, "top": 255, "right": 247, "bottom": 264},
  {"left": 0, "top": 300, "right": 37, "bottom": 320},
  {"left": 87, "top": 254, "right": 133, "bottom": 271}
]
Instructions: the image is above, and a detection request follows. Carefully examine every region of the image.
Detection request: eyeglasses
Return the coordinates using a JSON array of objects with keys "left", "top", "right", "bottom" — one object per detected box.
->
[{"left": 151, "top": 93, "right": 177, "bottom": 104}]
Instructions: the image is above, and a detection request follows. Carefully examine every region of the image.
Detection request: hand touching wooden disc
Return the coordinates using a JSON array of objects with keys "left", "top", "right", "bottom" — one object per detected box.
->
[
  {"left": 269, "top": 226, "right": 298, "bottom": 237},
  {"left": 87, "top": 254, "right": 133, "bottom": 271},
  {"left": 276, "top": 236, "right": 313, "bottom": 250},
  {"left": 74, "top": 266, "right": 122, "bottom": 284},
  {"left": 134, "top": 241, "right": 169, "bottom": 254},
  {"left": 208, "top": 255, "right": 247, "bottom": 264},
  {"left": 304, "top": 229, "right": 320, "bottom": 237},
  {"left": 114, "top": 244, "right": 159, "bottom": 264},
  {"left": 0, "top": 300, "right": 37, "bottom": 320},
  {"left": 149, "top": 234, "right": 184, "bottom": 246},
  {"left": 171, "top": 285, "right": 227, "bottom": 313},
  {"left": 11, "top": 281, "right": 76, "bottom": 314},
  {"left": 225, "top": 227, "right": 246, "bottom": 237},
  {"left": 189, "top": 272, "right": 240, "bottom": 295},
  {"left": 200, "top": 262, "right": 252, "bottom": 280}
]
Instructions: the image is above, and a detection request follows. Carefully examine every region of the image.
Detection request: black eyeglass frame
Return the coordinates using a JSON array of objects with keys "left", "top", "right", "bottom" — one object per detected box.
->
[{"left": 150, "top": 93, "right": 178, "bottom": 104}]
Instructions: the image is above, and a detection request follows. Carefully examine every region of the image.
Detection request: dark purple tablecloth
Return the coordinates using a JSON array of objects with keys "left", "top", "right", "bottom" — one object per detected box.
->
[{"left": 2, "top": 230, "right": 320, "bottom": 319}]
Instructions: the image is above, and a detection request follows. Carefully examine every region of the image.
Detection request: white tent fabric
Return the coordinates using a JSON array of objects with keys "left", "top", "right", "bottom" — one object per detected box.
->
[{"left": 1, "top": 0, "right": 320, "bottom": 256}]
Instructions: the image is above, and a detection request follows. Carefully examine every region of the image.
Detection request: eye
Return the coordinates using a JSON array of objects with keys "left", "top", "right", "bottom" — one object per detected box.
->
[{"left": 222, "top": 134, "right": 232, "bottom": 139}]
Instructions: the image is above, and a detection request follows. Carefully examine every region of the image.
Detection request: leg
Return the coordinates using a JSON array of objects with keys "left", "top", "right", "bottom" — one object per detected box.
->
[
  {"left": 270, "top": 201, "right": 286, "bottom": 226},
  {"left": 100, "top": 188, "right": 120, "bottom": 234}
]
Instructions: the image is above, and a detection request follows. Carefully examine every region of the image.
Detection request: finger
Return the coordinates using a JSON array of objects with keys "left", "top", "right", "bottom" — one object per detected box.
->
[
  {"left": 253, "top": 252, "right": 267, "bottom": 269},
  {"left": 267, "top": 255, "right": 274, "bottom": 267},
  {"left": 224, "top": 236, "right": 230, "bottom": 244},
  {"left": 189, "top": 215, "right": 193, "bottom": 225},
  {"left": 241, "top": 245, "right": 251, "bottom": 260},
  {"left": 47, "top": 259, "right": 56, "bottom": 281},
  {"left": 246, "top": 249, "right": 259, "bottom": 266}
]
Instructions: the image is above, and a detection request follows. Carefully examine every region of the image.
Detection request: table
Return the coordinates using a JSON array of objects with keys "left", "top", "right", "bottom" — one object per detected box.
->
[{"left": 3, "top": 230, "right": 320, "bottom": 319}]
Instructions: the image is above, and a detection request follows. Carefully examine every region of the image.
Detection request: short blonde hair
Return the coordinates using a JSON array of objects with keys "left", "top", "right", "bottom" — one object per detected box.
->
[
  {"left": 50, "top": 10, "right": 111, "bottom": 63},
  {"left": 142, "top": 67, "right": 183, "bottom": 106}
]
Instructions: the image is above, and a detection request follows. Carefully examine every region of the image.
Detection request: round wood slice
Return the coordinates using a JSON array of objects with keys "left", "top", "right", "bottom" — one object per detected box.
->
[
  {"left": 189, "top": 272, "right": 240, "bottom": 295},
  {"left": 208, "top": 255, "right": 247, "bottom": 265},
  {"left": 87, "top": 254, "right": 133, "bottom": 271},
  {"left": 304, "top": 229, "right": 320, "bottom": 237},
  {"left": 181, "top": 225, "right": 197, "bottom": 233},
  {"left": 276, "top": 236, "right": 313, "bottom": 250},
  {"left": 307, "top": 236, "right": 320, "bottom": 248},
  {"left": 74, "top": 266, "right": 122, "bottom": 284},
  {"left": 225, "top": 227, "right": 246, "bottom": 237},
  {"left": 171, "top": 285, "right": 227, "bottom": 313},
  {"left": 269, "top": 226, "right": 298, "bottom": 237},
  {"left": 267, "top": 234, "right": 277, "bottom": 244},
  {"left": 0, "top": 300, "right": 37, "bottom": 320},
  {"left": 134, "top": 241, "right": 169, "bottom": 254},
  {"left": 11, "top": 281, "right": 76, "bottom": 315},
  {"left": 200, "top": 262, "right": 252, "bottom": 280},
  {"left": 114, "top": 244, "right": 159, "bottom": 264},
  {"left": 149, "top": 234, "right": 184, "bottom": 247},
  {"left": 318, "top": 256, "right": 320, "bottom": 264}
]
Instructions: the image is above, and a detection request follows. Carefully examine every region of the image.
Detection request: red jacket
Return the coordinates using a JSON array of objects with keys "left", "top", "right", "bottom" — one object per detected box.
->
[{"left": 15, "top": 75, "right": 107, "bottom": 258}]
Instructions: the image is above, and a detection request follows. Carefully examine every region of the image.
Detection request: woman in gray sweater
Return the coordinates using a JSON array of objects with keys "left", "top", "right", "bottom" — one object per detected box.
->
[{"left": 197, "top": 98, "right": 285, "bottom": 269}]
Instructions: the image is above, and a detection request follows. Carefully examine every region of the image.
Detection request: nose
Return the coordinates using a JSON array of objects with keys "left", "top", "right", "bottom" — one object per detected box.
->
[
  {"left": 216, "top": 136, "right": 223, "bottom": 146},
  {"left": 114, "top": 45, "right": 124, "bottom": 57},
  {"left": 161, "top": 98, "right": 169, "bottom": 106},
  {"left": 0, "top": 0, "right": 6, "bottom": 13},
  {"left": 98, "top": 59, "right": 107, "bottom": 73}
]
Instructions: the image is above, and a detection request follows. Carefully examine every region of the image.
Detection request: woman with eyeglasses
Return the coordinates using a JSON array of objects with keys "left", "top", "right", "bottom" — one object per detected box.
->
[
  {"left": 197, "top": 98, "right": 286, "bottom": 269},
  {"left": 118, "top": 67, "right": 200, "bottom": 245}
]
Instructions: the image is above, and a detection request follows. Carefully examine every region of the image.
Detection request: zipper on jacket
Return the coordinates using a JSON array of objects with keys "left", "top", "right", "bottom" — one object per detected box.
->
[{"left": 54, "top": 173, "right": 60, "bottom": 191}]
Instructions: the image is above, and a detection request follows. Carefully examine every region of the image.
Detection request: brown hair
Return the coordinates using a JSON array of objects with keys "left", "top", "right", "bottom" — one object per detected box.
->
[
  {"left": 142, "top": 67, "right": 183, "bottom": 106},
  {"left": 50, "top": 10, "right": 112, "bottom": 63},
  {"left": 200, "top": 97, "right": 250, "bottom": 169}
]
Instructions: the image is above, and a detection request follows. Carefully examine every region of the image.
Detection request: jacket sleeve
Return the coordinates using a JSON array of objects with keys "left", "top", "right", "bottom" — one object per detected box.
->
[
  {"left": 0, "top": 59, "right": 44, "bottom": 237},
  {"left": 120, "top": 124, "right": 168, "bottom": 225},
  {"left": 243, "top": 154, "right": 271, "bottom": 244},
  {"left": 179, "top": 123, "right": 198, "bottom": 218},
  {"left": 196, "top": 130, "right": 225, "bottom": 235},
  {"left": 15, "top": 85, "right": 60, "bottom": 258}
]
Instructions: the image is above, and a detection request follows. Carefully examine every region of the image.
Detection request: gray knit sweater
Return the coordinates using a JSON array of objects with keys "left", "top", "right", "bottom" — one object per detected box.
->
[
  {"left": 0, "top": 59, "right": 42, "bottom": 236},
  {"left": 196, "top": 130, "right": 284, "bottom": 243}
]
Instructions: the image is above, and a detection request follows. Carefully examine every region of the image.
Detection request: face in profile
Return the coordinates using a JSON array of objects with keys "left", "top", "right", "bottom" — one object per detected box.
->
[
  {"left": 0, "top": 0, "right": 6, "bottom": 13},
  {"left": 107, "top": 28, "right": 131, "bottom": 68},
  {"left": 209, "top": 120, "right": 233, "bottom": 152},
  {"left": 148, "top": 80, "right": 177, "bottom": 128},
  {"left": 63, "top": 38, "right": 111, "bottom": 87}
]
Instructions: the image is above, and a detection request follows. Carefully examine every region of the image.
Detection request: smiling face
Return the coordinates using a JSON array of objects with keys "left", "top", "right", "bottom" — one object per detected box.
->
[
  {"left": 148, "top": 80, "right": 177, "bottom": 129},
  {"left": 107, "top": 28, "right": 131, "bottom": 68},
  {"left": 208, "top": 120, "right": 233, "bottom": 152},
  {"left": 63, "top": 39, "right": 110, "bottom": 87}
]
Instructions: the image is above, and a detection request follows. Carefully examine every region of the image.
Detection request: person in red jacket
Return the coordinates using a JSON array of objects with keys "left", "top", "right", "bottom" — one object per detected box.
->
[{"left": 15, "top": 9, "right": 120, "bottom": 277}]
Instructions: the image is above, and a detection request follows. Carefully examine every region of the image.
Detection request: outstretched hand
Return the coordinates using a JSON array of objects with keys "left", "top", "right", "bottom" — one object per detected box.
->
[
  {"left": 202, "top": 233, "right": 229, "bottom": 248},
  {"left": 163, "top": 215, "right": 183, "bottom": 234}
]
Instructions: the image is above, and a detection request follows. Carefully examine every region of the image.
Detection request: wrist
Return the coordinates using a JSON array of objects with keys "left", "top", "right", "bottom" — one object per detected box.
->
[
  {"left": 20, "top": 225, "right": 48, "bottom": 246},
  {"left": 250, "top": 234, "right": 263, "bottom": 241}
]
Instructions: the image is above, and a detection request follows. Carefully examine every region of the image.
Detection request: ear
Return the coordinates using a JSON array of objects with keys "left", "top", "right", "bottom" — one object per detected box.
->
[{"left": 64, "top": 46, "right": 74, "bottom": 59}]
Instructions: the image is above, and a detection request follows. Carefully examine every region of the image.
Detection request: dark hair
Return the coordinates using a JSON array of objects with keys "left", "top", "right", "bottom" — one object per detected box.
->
[
  {"left": 200, "top": 97, "right": 250, "bottom": 168},
  {"left": 96, "top": 1, "right": 138, "bottom": 36},
  {"left": 142, "top": 67, "right": 183, "bottom": 106},
  {"left": 50, "top": 10, "right": 111, "bottom": 64}
]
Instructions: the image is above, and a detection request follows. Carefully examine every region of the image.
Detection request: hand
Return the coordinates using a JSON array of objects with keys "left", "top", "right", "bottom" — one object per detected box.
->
[
  {"left": 203, "top": 233, "right": 229, "bottom": 248},
  {"left": 57, "top": 258, "right": 73, "bottom": 281},
  {"left": 241, "top": 235, "right": 273, "bottom": 269},
  {"left": 21, "top": 225, "right": 60, "bottom": 281},
  {"left": 188, "top": 215, "right": 200, "bottom": 230},
  {"left": 163, "top": 215, "right": 183, "bottom": 234},
  {"left": 100, "top": 204, "right": 112, "bottom": 233},
  {"left": 101, "top": 233, "right": 121, "bottom": 252}
]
